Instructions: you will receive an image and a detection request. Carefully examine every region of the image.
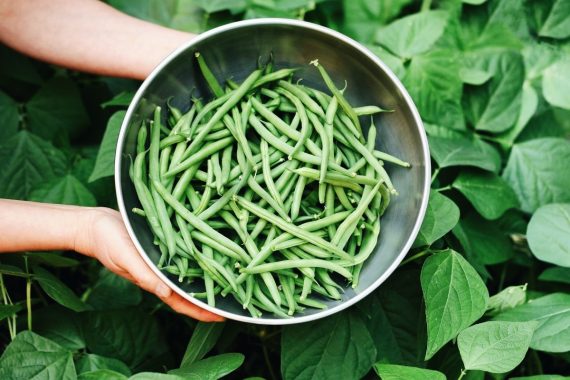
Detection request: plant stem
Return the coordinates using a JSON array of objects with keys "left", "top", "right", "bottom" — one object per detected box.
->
[
  {"left": 431, "top": 167, "right": 440, "bottom": 184},
  {"left": 262, "top": 343, "right": 277, "bottom": 380},
  {"left": 24, "top": 256, "right": 32, "bottom": 331},
  {"left": 457, "top": 369, "right": 467, "bottom": 380},
  {"left": 421, "top": 0, "right": 432, "bottom": 12},
  {"left": 399, "top": 249, "right": 431, "bottom": 267},
  {"left": 436, "top": 185, "right": 452, "bottom": 192},
  {"left": 0, "top": 274, "right": 16, "bottom": 339}
]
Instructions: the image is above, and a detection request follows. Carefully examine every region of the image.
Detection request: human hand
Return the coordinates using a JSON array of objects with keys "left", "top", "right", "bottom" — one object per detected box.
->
[{"left": 76, "top": 207, "right": 224, "bottom": 322}]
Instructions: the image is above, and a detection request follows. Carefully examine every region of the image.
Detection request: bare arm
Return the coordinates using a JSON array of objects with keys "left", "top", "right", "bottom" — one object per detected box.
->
[
  {"left": 0, "top": 200, "right": 222, "bottom": 322},
  {"left": 0, "top": 0, "right": 193, "bottom": 80}
]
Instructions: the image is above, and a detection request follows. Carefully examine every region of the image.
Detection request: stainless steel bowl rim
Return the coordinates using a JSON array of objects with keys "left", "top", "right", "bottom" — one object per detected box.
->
[{"left": 115, "top": 18, "right": 431, "bottom": 325}]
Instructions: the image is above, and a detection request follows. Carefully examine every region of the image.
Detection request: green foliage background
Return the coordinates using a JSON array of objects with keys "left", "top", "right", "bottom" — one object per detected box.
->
[{"left": 1, "top": 0, "right": 570, "bottom": 379}]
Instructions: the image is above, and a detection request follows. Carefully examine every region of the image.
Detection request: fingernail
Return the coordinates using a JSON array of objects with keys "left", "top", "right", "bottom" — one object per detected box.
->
[{"left": 156, "top": 282, "right": 171, "bottom": 298}]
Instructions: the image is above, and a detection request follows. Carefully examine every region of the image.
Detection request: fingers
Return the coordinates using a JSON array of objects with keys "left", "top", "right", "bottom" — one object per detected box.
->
[{"left": 121, "top": 245, "right": 224, "bottom": 322}]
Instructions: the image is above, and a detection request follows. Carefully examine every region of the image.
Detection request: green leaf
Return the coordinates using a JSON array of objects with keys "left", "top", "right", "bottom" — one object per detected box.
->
[
  {"left": 462, "top": 0, "right": 486, "bottom": 4},
  {"left": 79, "top": 370, "right": 128, "bottom": 380},
  {"left": 453, "top": 170, "right": 519, "bottom": 220},
  {"left": 0, "top": 90, "right": 20, "bottom": 141},
  {"left": 33, "top": 266, "right": 90, "bottom": 312},
  {"left": 502, "top": 138, "right": 570, "bottom": 213},
  {"left": 343, "top": 0, "right": 413, "bottom": 42},
  {"left": 373, "top": 363, "right": 446, "bottom": 380},
  {"left": 543, "top": 58, "right": 570, "bottom": 110},
  {"left": 415, "top": 191, "right": 459, "bottom": 247},
  {"left": 494, "top": 293, "right": 570, "bottom": 352},
  {"left": 29, "top": 174, "right": 97, "bottom": 206},
  {"left": 0, "top": 304, "right": 23, "bottom": 322},
  {"left": 0, "top": 331, "right": 76, "bottom": 380},
  {"left": 376, "top": 11, "right": 449, "bottom": 59},
  {"left": 458, "top": 321, "right": 537, "bottom": 373},
  {"left": 459, "top": 67, "right": 492, "bottom": 85},
  {"left": 89, "top": 111, "right": 125, "bottom": 182},
  {"left": 538, "top": 0, "right": 570, "bottom": 39},
  {"left": 26, "top": 77, "right": 89, "bottom": 140},
  {"left": 511, "top": 376, "right": 570, "bottom": 380},
  {"left": 76, "top": 354, "right": 131, "bottom": 376},
  {"left": 421, "top": 249, "right": 489, "bottom": 360},
  {"left": 358, "top": 269, "right": 424, "bottom": 365},
  {"left": 281, "top": 310, "right": 376, "bottom": 380},
  {"left": 404, "top": 50, "right": 465, "bottom": 131},
  {"left": 486, "top": 285, "right": 527, "bottom": 317},
  {"left": 527, "top": 203, "right": 570, "bottom": 267},
  {"left": 539, "top": 267, "right": 570, "bottom": 285},
  {"left": 429, "top": 135, "right": 500, "bottom": 172},
  {"left": 83, "top": 309, "right": 166, "bottom": 368},
  {"left": 453, "top": 213, "right": 514, "bottom": 265},
  {"left": 34, "top": 306, "right": 86, "bottom": 351},
  {"left": 101, "top": 92, "right": 134, "bottom": 108},
  {"left": 368, "top": 46, "right": 405, "bottom": 79},
  {"left": 465, "top": 52, "right": 525, "bottom": 133},
  {"left": 495, "top": 82, "right": 539, "bottom": 148},
  {"left": 180, "top": 322, "right": 225, "bottom": 367},
  {"left": 129, "top": 373, "right": 183, "bottom": 380},
  {"left": 170, "top": 353, "right": 244, "bottom": 380},
  {"left": 86, "top": 268, "right": 142, "bottom": 310},
  {"left": 0, "top": 131, "right": 67, "bottom": 199}
]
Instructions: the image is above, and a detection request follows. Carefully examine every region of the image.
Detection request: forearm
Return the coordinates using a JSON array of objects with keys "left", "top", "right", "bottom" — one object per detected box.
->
[
  {"left": 0, "top": 0, "right": 194, "bottom": 80},
  {"left": 0, "top": 199, "right": 91, "bottom": 254}
]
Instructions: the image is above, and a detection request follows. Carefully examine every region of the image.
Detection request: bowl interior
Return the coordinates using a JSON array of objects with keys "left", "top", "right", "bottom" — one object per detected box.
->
[{"left": 116, "top": 19, "right": 429, "bottom": 324}]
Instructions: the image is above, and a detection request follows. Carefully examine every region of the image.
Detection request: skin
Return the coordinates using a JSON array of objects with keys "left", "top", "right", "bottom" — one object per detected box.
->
[{"left": 0, "top": 0, "right": 222, "bottom": 322}]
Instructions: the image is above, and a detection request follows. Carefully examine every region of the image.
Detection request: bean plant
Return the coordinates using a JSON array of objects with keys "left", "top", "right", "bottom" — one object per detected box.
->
[{"left": 0, "top": 0, "right": 569, "bottom": 379}]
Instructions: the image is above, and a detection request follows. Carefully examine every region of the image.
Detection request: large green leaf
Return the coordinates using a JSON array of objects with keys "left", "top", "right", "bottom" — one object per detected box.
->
[
  {"left": 453, "top": 171, "right": 519, "bottom": 220},
  {"left": 29, "top": 174, "right": 96, "bottom": 207},
  {"left": 454, "top": 213, "right": 514, "bottom": 265},
  {"left": 404, "top": 49, "right": 464, "bottom": 131},
  {"left": 89, "top": 111, "right": 125, "bottom": 182},
  {"left": 414, "top": 191, "right": 459, "bottom": 247},
  {"left": 0, "top": 304, "right": 23, "bottom": 322},
  {"left": 465, "top": 52, "right": 525, "bottom": 133},
  {"left": 543, "top": 58, "right": 570, "bottom": 110},
  {"left": 180, "top": 322, "right": 225, "bottom": 367},
  {"left": 527, "top": 203, "right": 570, "bottom": 267},
  {"left": 495, "top": 82, "right": 538, "bottom": 148},
  {"left": 343, "top": 0, "right": 412, "bottom": 42},
  {"left": 34, "top": 306, "right": 86, "bottom": 351},
  {"left": 373, "top": 363, "right": 445, "bottom": 380},
  {"left": 26, "top": 77, "right": 89, "bottom": 140},
  {"left": 76, "top": 354, "right": 131, "bottom": 376},
  {"left": 170, "top": 353, "right": 244, "bottom": 380},
  {"left": 429, "top": 135, "right": 500, "bottom": 172},
  {"left": 421, "top": 249, "right": 489, "bottom": 360},
  {"left": 0, "top": 90, "right": 19, "bottom": 142},
  {"left": 79, "top": 370, "right": 128, "bottom": 380},
  {"left": 33, "top": 266, "right": 90, "bottom": 312},
  {"left": 358, "top": 269, "right": 424, "bottom": 365},
  {"left": 0, "top": 131, "right": 67, "bottom": 199},
  {"left": 502, "top": 138, "right": 570, "bottom": 213},
  {"left": 375, "top": 11, "right": 449, "bottom": 59},
  {"left": 0, "top": 331, "right": 76, "bottom": 380},
  {"left": 537, "top": 0, "right": 570, "bottom": 39},
  {"left": 83, "top": 309, "right": 166, "bottom": 368},
  {"left": 86, "top": 268, "right": 142, "bottom": 310},
  {"left": 281, "top": 310, "right": 376, "bottom": 380},
  {"left": 458, "top": 321, "right": 537, "bottom": 373},
  {"left": 494, "top": 293, "right": 570, "bottom": 352},
  {"left": 539, "top": 267, "right": 570, "bottom": 285}
]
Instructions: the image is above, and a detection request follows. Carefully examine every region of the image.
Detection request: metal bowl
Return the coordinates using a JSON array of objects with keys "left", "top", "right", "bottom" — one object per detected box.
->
[{"left": 115, "top": 18, "right": 430, "bottom": 324}]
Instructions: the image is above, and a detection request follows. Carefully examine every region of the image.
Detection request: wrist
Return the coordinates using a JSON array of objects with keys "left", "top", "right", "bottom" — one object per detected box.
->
[{"left": 71, "top": 206, "right": 110, "bottom": 258}]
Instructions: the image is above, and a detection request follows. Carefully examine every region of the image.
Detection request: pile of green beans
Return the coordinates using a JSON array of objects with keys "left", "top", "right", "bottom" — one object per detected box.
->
[{"left": 130, "top": 53, "right": 410, "bottom": 318}]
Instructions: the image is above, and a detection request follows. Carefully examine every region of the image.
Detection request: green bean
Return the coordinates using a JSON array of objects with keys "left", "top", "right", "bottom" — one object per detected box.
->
[
  {"left": 165, "top": 137, "right": 233, "bottom": 178},
  {"left": 260, "top": 139, "right": 285, "bottom": 211},
  {"left": 252, "top": 283, "right": 289, "bottom": 318},
  {"left": 373, "top": 150, "right": 411, "bottom": 167},
  {"left": 137, "top": 122, "right": 147, "bottom": 154},
  {"left": 185, "top": 184, "right": 201, "bottom": 211},
  {"left": 195, "top": 52, "right": 224, "bottom": 98},
  {"left": 191, "top": 230, "right": 247, "bottom": 262},
  {"left": 275, "top": 88, "right": 310, "bottom": 160},
  {"left": 353, "top": 105, "right": 390, "bottom": 116},
  {"left": 279, "top": 274, "right": 296, "bottom": 316},
  {"left": 311, "top": 59, "right": 361, "bottom": 136},
  {"left": 325, "top": 185, "right": 336, "bottom": 239},
  {"left": 204, "top": 128, "right": 232, "bottom": 142},
  {"left": 277, "top": 80, "right": 324, "bottom": 117},
  {"left": 271, "top": 230, "right": 327, "bottom": 251},
  {"left": 290, "top": 174, "right": 307, "bottom": 221},
  {"left": 300, "top": 276, "right": 312, "bottom": 301},
  {"left": 211, "top": 152, "right": 223, "bottom": 194},
  {"left": 195, "top": 161, "right": 213, "bottom": 214},
  {"left": 253, "top": 68, "right": 297, "bottom": 89},
  {"left": 292, "top": 168, "right": 362, "bottom": 192}
]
